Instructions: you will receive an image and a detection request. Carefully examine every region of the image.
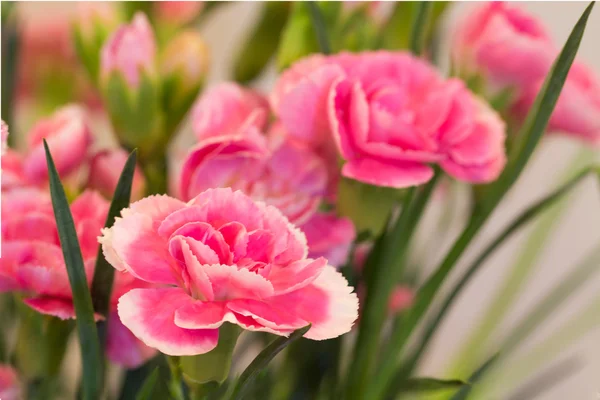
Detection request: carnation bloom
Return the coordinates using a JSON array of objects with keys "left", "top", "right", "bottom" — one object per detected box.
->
[
  {"left": 272, "top": 52, "right": 506, "bottom": 188},
  {"left": 1, "top": 151, "right": 28, "bottom": 192},
  {"left": 453, "top": 2, "right": 600, "bottom": 145},
  {"left": 190, "top": 82, "right": 270, "bottom": 141},
  {"left": 101, "top": 12, "right": 156, "bottom": 88},
  {"left": 179, "top": 130, "right": 328, "bottom": 225},
  {"left": 0, "top": 189, "right": 156, "bottom": 367},
  {"left": 22, "top": 105, "right": 93, "bottom": 185},
  {"left": 302, "top": 212, "right": 355, "bottom": 267},
  {"left": 88, "top": 149, "right": 146, "bottom": 201},
  {"left": 0, "top": 365, "right": 20, "bottom": 400},
  {"left": 100, "top": 188, "right": 358, "bottom": 356}
]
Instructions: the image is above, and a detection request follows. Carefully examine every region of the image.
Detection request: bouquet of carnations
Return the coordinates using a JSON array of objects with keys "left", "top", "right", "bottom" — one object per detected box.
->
[{"left": 1, "top": 2, "right": 599, "bottom": 399}]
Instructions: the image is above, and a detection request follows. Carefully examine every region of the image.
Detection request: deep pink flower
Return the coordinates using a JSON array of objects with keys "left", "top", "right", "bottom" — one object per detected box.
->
[
  {"left": 452, "top": 2, "right": 555, "bottom": 89},
  {"left": 0, "top": 365, "right": 20, "bottom": 400},
  {"left": 88, "top": 149, "right": 146, "bottom": 201},
  {"left": 179, "top": 130, "right": 328, "bottom": 225},
  {"left": 101, "top": 13, "right": 156, "bottom": 88},
  {"left": 301, "top": 212, "right": 355, "bottom": 267},
  {"left": 100, "top": 188, "right": 358, "bottom": 356},
  {"left": 22, "top": 105, "right": 93, "bottom": 185},
  {"left": 1, "top": 150, "right": 28, "bottom": 192},
  {"left": 190, "top": 83, "right": 270, "bottom": 141},
  {"left": 0, "top": 188, "right": 155, "bottom": 367},
  {"left": 514, "top": 61, "right": 600, "bottom": 145}
]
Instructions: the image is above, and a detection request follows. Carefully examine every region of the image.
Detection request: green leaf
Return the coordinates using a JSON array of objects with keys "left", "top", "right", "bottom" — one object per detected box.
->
[
  {"left": 370, "top": 4, "right": 595, "bottom": 396},
  {"left": 409, "top": 2, "right": 433, "bottom": 55},
  {"left": 400, "top": 377, "right": 468, "bottom": 394},
  {"left": 91, "top": 149, "right": 138, "bottom": 317},
  {"left": 229, "top": 325, "right": 310, "bottom": 400},
  {"left": 450, "top": 355, "right": 498, "bottom": 400},
  {"left": 306, "top": 1, "right": 331, "bottom": 54},
  {"left": 135, "top": 368, "right": 160, "bottom": 400},
  {"left": 43, "top": 140, "right": 102, "bottom": 400}
]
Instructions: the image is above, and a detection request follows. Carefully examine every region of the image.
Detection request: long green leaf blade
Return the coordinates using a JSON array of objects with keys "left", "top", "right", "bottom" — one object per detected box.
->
[
  {"left": 135, "top": 368, "right": 160, "bottom": 400},
  {"left": 400, "top": 377, "right": 468, "bottom": 393},
  {"left": 91, "top": 149, "right": 138, "bottom": 317},
  {"left": 371, "top": 4, "right": 595, "bottom": 395},
  {"left": 44, "top": 140, "right": 101, "bottom": 400},
  {"left": 306, "top": 2, "right": 331, "bottom": 54},
  {"left": 409, "top": 2, "right": 432, "bottom": 55},
  {"left": 229, "top": 325, "right": 310, "bottom": 400}
]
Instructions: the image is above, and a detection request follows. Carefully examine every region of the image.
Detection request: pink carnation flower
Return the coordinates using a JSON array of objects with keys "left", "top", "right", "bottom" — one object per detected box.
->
[
  {"left": 179, "top": 130, "right": 328, "bottom": 225},
  {"left": 0, "top": 365, "right": 20, "bottom": 400},
  {"left": 99, "top": 188, "right": 358, "bottom": 356},
  {"left": 272, "top": 52, "right": 506, "bottom": 188},
  {"left": 101, "top": 13, "right": 156, "bottom": 88},
  {"left": 190, "top": 83, "right": 270, "bottom": 141},
  {"left": 301, "top": 212, "right": 355, "bottom": 267},
  {"left": 23, "top": 104, "right": 93, "bottom": 185},
  {"left": 0, "top": 189, "right": 156, "bottom": 368},
  {"left": 88, "top": 148, "right": 146, "bottom": 201},
  {"left": 1, "top": 150, "right": 28, "bottom": 192}
]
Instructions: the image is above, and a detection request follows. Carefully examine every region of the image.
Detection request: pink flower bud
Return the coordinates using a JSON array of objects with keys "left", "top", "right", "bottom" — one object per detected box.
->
[
  {"left": 154, "top": 1, "right": 204, "bottom": 26},
  {"left": 0, "top": 365, "right": 20, "bottom": 400},
  {"left": 74, "top": 2, "right": 120, "bottom": 43},
  {"left": 101, "top": 12, "right": 156, "bottom": 88},
  {"left": 88, "top": 149, "right": 146, "bottom": 201},
  {"left": 22, "top": 105, "right": 93, "bottom": 184}
]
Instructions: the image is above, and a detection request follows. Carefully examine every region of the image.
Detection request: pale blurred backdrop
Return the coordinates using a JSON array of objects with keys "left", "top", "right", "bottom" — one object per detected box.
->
[{"left": 11, "top": 2, "right": 600, "bottom": 399}]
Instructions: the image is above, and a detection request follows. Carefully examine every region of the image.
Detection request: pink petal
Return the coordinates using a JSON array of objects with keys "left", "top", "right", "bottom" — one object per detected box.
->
[
  {"left": 227, "top": 299, "right": 308, "bottom": 331},
  {"left": 218, "top": 222, "right": 248, "bottom": 262},
  {"left": 203, "top": 264, "right": 274, "bottom": 301},
  {"left": 106, "top": 311, "right": 157, "bottom": 368},
  {"left": 342, "top": 158, "right": 434, "bottom": 188},
  {"left": 24, "top": 297, "right": 104, "bottom": 321},
  {"left": 118, "top": 287, "right": 219, "bottom": 356},
  {"left": 174, "top": 301, "right": 232, "bottom": 329},
  {"left": 188, "top": 188, "right": 265, "bottom": 231},
  {"left": 267, "top": 265, "right": 358, "bottom": 340},
  {"left": 268, "top": 258, "right": 328, "bottom": 295},
  {"left": 171, "top": 236, "right": 215, "bottom": 301}
]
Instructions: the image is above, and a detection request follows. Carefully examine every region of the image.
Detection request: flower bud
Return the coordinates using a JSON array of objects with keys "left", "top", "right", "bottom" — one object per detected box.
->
[
  {"left": 87, "top": 149, "right": 146, "bottom": 201},
  {"left": 159, "top": 30, "right": 210, "bottom": 131},
  {"left": 154, "top": 1, "right": 204, "bottom": 26},
  {"left": 72, "top": 2, "right": 122, "bottom": 83}
]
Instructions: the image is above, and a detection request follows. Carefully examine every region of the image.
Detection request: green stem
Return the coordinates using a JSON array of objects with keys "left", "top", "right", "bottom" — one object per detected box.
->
[
  {"left": 446, "top": 148, "right": 595, "bottom": 379},
  {"left": 346, "top": 172, "right": 440, "bottom": 400},
  {"left": 140, "top": 153, "right": 169, "bottom": 196}
]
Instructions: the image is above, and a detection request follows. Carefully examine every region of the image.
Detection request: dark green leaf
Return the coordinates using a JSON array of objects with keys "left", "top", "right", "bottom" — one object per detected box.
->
[
  {"left": 400, "top": 377, "right": 468, "bottom": 393},
  {"left": 306, "top": 2, "right": 331, "bottom": 54},
  {"left": 409, "top": 2, "right": 433, "bottom": 55},
  {"left": 371, "top": 4, "right": 595, "bottom": 396},
  {"left": 44, "top": 140, "right": 102, "bottom": 400},
  {"left": 229, "top": 325, "right": 310, "bottom": 400},
  {"left": 91, "top": 149, "right": 138, "bottom": 317},
  {"left": 135, "top": 368, "right": 160, "bottom": 400}
]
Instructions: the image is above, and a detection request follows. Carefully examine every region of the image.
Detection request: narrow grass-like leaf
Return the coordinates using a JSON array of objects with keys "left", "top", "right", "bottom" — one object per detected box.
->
[
  {"left": 400, "top": 377, "right": 468, "bottom": 393},
  {"left": 371, "top": 4, "right": 595, "bottom": 396},
  {"left": 306, "top": 2, "right": 331, "bottom": 54},
  {"left": 44, "top": 140, "right": 101, "bottom": 400},
  {"left": 135, "top": 368, "right": 160, "bottom": 400},
  {"left": 91, "top": 149, "right": 137, "bottom": 317},
  {"left": 450, "top": 355, "right": 498, "bottom": 400},
  {"left": 229, "top": 325, "right": 310, "bottom": 400},
  {"left": 409, "top": 2, "right": 432, "bottom": 55}
]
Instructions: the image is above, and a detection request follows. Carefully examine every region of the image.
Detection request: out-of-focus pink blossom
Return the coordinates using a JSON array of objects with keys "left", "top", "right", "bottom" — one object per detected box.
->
[
  {"left": 100, "top": 188, "right": 358, "bottom": 356},
  {"left": 0, "top": 365, "right": 20, "bottom": 400},
  {"left": 0, "top": 189, "right": 155, "bottom": 368},
  {"left": 190, "top": 83, "right": 270, "bottom": 141},
  {"left": 1, "top": 120, "right": 7, "bottom": 156},
  {"left": 179, "top": 130, "right": 328, "bottom": 225},
  {"left": 101, "top": 13, "right": 156, "bottom": 88},
  {"left": 22, "top": 105, "right": 93, "bottom": 185},
  {"left": 160, "top": 31, "right": 210, "bottom": 86},
  {"left": 154, "top": 1, "right": 204, "bottom": 26},
  {"left": 88, "top": 149, "right": 146, "bottom": 201},
  {"left": 74, "top": 2, "right": 120, "bottom": 41},
  {"left": 514, "top": 61, "right": 600, "bottom": 145},
  {"left": 1, "top": 151, "right": 28, "bottom": 192},
  {"left": 301, "top": 212, "right": 355, "bottom": 267},
  {"left": 452, "top": 2, "right": 554, "bottom": 89},
  {"left": 272, "top": 52, "right": 506, "bottom": 188}
]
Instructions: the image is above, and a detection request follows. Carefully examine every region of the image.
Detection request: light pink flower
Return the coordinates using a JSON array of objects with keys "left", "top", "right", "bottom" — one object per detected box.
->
[
  {"left": 190, "top": 83, "right": 270, "bottom": 141},
  {"left": 514, "top": 61, "right": 600, "bottom": 145},
  {"left": 452, "top": 2, "right": 555, "bottom": 89},
  {"left": 179, "top": 130, "right": 328, "bottom": 225},
  {"left": 1, "top": 151, "right": 29, "bottom": 192},
  {"left": 1, "top": 120, "right": 7, "bottom": 156},
  {"left": 154, "top": 1, "right": 204, "bottom": 26},
  {"left": 301, "top": 213, "right": 355, "bottom": 267},
  {"left": 100, "top": 188, "right": 358, "bottom": 356},
  {"left": 22, "top": 105, "right": 93, "bottom": 185},
  {"left": 74, "top": 2, "right": 120, "bottom": 40},
  {"left": 88, "top": 149, "right": 146, "bottom": 201},
  {"left": 0, "top": 365, "right": 20, "bottom": 400},
  {"left": 275, "top": 52, "right": 506, "bottom": 188},
  {"left": 101, "top": 13, "right": 156, "bottom": 88}
]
